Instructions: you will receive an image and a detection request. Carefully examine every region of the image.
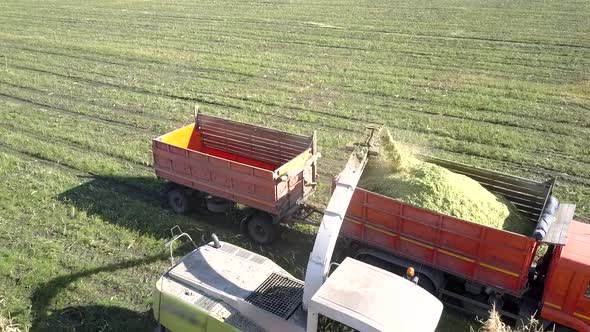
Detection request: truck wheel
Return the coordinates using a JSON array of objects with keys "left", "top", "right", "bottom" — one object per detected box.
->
[
  {"left": 167, "top": 188, "right": 192, "bottom": 214},
  {"left": 247, "top": 213, "right": 277, "bottom": 244}
]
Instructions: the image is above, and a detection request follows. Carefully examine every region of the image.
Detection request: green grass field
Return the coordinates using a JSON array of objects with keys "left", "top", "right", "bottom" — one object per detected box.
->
[{"left": 0, "top": 0, "right": 588, "bottom": 330}]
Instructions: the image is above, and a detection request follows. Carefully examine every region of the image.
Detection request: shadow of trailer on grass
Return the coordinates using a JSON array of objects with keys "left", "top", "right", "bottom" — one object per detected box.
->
[
  {"left": 55, "top": 175, "right": 315, "bottom": 269},
  {"left": 56, "top": 174, "right": 244, "bottom": 240}
]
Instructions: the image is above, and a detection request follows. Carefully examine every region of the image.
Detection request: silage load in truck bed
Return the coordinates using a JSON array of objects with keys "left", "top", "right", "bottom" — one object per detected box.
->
[{"left": 358, "top": 131, "right": 533, "bottom": 235}]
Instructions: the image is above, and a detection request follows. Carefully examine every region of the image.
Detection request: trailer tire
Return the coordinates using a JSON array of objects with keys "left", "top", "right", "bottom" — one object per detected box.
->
[
  {"left": 205, "top": 196, "right": 234, "bottom": 213},
  {"left": 167, "top": 188, "right": 192, "bottom": 214},
  {"left": 247, "top": 213, "right": 277, "bottom": 244}
]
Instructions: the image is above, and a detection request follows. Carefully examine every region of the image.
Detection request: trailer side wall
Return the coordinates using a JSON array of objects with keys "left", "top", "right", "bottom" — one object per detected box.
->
[
  {"left": 153, "top": 115, "right": 316, "bottom": 219},
  {"left": 342, "top": 188, "right": 538, "bottom": 295}
]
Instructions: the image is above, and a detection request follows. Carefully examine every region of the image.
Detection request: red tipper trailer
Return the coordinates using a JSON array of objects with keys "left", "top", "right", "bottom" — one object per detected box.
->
[
  {"left": 153, "top": 112, "right": 319, "bottom": 244},
  {"left": 343, "top": 187, "right": 536, "bottom": 295},
  {"left": 339, "top": 155, "right": 590, "bottom": 331},
  {"left": 342, "top": 157, "right": 547, "bottom": 295}
]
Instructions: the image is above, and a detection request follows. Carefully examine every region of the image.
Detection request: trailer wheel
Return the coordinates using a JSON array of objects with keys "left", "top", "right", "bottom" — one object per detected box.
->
[
  {"left": 247, "top": 213, "right": 277, "bottom": 244},
  {"left": 167, "top": 188, "right": 192, "bottom": 214},
  {"left": 205, "top": 196, "right": 234, "bottom": 213}
]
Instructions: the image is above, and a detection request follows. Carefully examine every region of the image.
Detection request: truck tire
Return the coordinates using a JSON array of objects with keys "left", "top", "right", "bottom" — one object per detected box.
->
[
  {"left": 247, "top": 213, "right": 277, "bottom": 244},
  {"left": 167, "top": 188, "right": 192, "bottom": 214}
]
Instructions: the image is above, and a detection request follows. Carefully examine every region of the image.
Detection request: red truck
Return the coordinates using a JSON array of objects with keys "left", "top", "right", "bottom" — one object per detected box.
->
[
  {"left": 152, "top": 112, "right": 319, "bottom": 244},
  {"left": 340, "top": 156, "right": 590, "bottom": 331}
]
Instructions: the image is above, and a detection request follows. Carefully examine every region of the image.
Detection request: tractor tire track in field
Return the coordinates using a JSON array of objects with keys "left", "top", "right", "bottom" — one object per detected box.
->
[
  {"left": 6, "top": 50, "right": 589, "bottom": 138},
  {"left": 170, "top": 26, "right": 586, "bottom": 73},
  {"left": 8, "top": 86, "right": 590, "bottom": 184},
  {"left": 0, "top": 80, "right": 183, "bottom": 125},
  {"left": 29, "top": 30, "right": 586, "bottom": 87},
  {"left": 0, "top": 83, "right": 357, "bottom": 141},
  {"left": 8, "top": 41, "right": 588, "bottom": 131},
  {"left": 7, "top": 11, "right": 590, "bottom": 55},
  {"left": 0, "top": 80, "right": 48, "bottom": 94},
  {"left": 3, "top": 25, "right": 587, "bottom": 91},
  {"left": 0, "top": 143, "right": 162, "bottom": 205},
  {"left": 0, "top": 142, "right": 83, "bottom": 175},
  {"left": 0, "top": 122, "right": 154, "bottom": 170},
  {"left": 383, "top": 102, "right": 590, "bottom": 140},
  {"left": 1, "top": 65, "right": 365, "bottom": 134},
  {"left": 390, "top": 123, "right": 590, "bottom": 168},
  {"left": 0, "top": 92, "right": 152, "bottom": 133},
  {"left": 6, "top": 10, "right": 588, "bottom": 50},
  {"left": 8, "top": 38, "right": 585, "bottom": 97},
  {"left": 4, "top": 68, "right": 590, "bottom": 170},
  {"left": 6, "top": 39, "right": 589, "bottom": 113}
]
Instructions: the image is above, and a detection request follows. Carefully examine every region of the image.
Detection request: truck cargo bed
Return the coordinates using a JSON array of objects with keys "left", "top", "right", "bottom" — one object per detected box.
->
[
  {"left": 342, "top": 157, "right": 554, "bottom": 295},
  {"left": 153, "top": 113, "right": 318, "bottom": 219}
]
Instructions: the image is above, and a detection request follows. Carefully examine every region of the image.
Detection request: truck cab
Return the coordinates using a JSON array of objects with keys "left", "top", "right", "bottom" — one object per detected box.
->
[{"left": 542, "top": 219, "right": 590, "bottom": 331}]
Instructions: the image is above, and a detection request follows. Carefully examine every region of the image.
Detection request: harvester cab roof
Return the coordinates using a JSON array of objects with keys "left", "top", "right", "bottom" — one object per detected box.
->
[
  {"left": 310, "top": 257, "right": 443, "bottom": 331},
  {"left": 154, "top": 239, "right": 442, "bottom": 332}
]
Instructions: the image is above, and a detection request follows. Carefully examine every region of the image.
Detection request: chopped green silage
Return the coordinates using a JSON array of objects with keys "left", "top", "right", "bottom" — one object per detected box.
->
[{"left": 359, "top": 131, "right": 534, "bottom": 235}]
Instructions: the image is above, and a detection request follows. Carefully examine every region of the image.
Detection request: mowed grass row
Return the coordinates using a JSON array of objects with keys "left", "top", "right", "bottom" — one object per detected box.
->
[
  {"left": 0, "top": 50, "right": 588, "bottom": 216},
  {"left": 0, "top": 0, "right": 588, "bottom": 330},
  {"left": 0, "top": 151, "right": 314, "bottom": 330},
  {"left": 1, "top": 0, "right": 588, "bottom": 45},
  {"left": 1, "top": 49, "right": 588, "bottom": 172},
  {"left": 3, "top": 41, "right": 589, "bottom": 135}
]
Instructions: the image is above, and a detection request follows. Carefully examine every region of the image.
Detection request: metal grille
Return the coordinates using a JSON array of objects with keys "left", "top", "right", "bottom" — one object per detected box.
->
[
  {"left": 220, "top": 244, "right": 238, "bottom": 255},
  {"left": 236, "top": 249, "right": 252, "bottom": 260},
  {"left": 250, "top": 255, "right": 266, "bottom": 264},
  {"left": 226, "top": 313, "right": 265, "bottom": 332},
  {"left": 194, "top": 294, "right": 218, "bottom": 312},
  {"left": 220, "top": 243, "right": 266, "bottom": 265},
  {"left": 245, "top": 273, "right": 303, "bottom": 319}
]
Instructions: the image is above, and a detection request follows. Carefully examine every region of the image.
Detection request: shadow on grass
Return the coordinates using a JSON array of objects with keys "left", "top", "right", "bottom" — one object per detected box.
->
[
  {"left": 56, "top": 175, "right": 316, "bottom": 272},
  {"left": 30, "top": 243, "right": 254, "bottom": 332},
  {"left": 37, "top": 175, "right": 317, "bottom": 330},
  {"left": 56, "top": 174, "right": 245, "bottom": 241},
  {"left": 30, "top": 253, "right": 169, "bottom": 332},
  {"left": 37, "top": 305, "right": 151, "bottom": 332}
]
